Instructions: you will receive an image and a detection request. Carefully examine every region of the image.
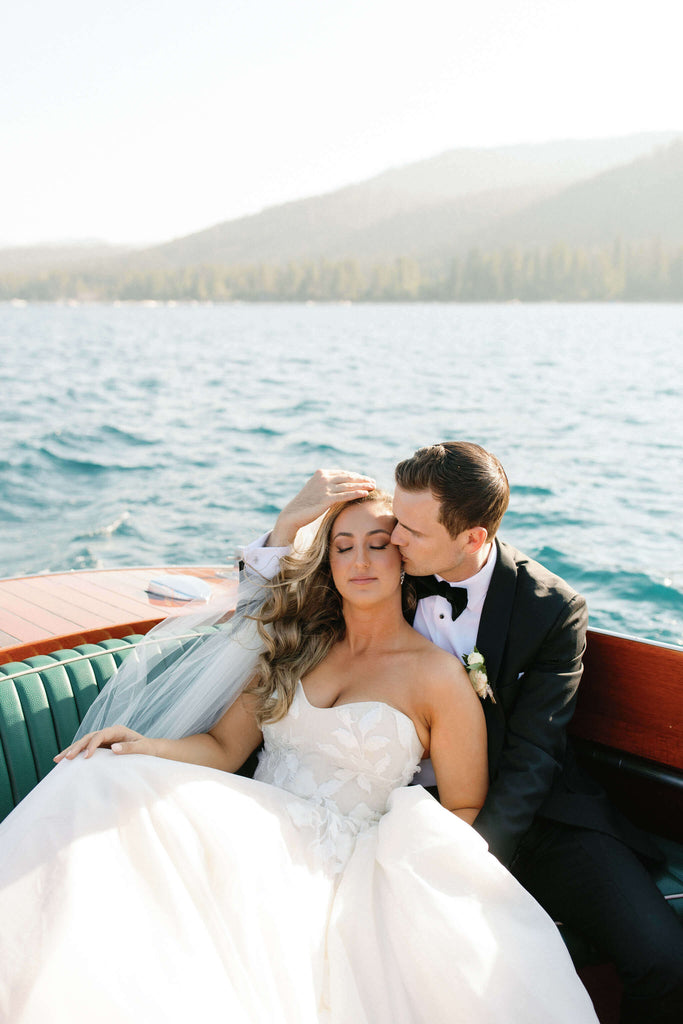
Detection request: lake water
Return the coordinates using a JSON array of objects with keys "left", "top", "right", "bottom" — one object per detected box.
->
[{"left": 1, "top": 301, "right": 681, "bottom": 645}]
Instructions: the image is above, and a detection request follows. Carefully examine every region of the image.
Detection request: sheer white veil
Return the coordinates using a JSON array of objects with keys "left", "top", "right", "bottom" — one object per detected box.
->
[
  {"left": 74, "top": 571, "right": 268, "bottom": 741},
  {"left": 73, "top": 519, "right": 327, "bottom": 742}
]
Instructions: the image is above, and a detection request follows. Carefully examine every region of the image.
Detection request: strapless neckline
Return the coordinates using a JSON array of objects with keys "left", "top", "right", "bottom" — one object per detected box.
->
[{"left": 297, "top": 680, "right": 423, "bottom": 752}]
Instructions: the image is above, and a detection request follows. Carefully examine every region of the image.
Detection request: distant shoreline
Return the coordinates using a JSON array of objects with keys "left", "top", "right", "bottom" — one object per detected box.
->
[{"left": 2, "top": 239, "right": 682, "bottom": 304}]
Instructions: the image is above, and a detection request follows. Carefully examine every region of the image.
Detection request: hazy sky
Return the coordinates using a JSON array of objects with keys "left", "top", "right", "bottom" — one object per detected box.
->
[{"left": 3, "top": 0, "right": 681, "bottom": 247}]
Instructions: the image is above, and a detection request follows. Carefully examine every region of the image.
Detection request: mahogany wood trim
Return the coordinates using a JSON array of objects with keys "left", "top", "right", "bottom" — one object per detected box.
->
[
  {"left": 0, "top": 567, "right": 238, "bottom": 663},
  {"left": 572, "top": 629, "right": 683, "bottom": 773},
  {"left": 0, "top": 619, "right": 165, "bottom": 666}
]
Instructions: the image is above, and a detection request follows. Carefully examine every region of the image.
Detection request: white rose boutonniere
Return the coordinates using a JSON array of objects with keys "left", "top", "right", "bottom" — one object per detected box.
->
[{"left": 463, "top": 648, "right": 496, "bottom": 703}]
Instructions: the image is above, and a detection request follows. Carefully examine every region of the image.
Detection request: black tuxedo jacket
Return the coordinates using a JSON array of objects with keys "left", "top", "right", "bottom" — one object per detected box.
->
[{"left": 468, "top": 539, "right": 652, "bottom": 868}]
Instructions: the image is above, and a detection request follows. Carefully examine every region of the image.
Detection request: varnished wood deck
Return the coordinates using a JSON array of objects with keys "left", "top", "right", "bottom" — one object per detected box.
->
[{"left": 0, "top": 566, "right": 239, "bottom": 665}]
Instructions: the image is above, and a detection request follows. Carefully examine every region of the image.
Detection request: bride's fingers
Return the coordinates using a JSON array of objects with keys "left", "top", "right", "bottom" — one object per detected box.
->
[
  {"left": 82, "top": 727, "right": 132, "bottom": 759},
  {"left": 110, "top": 740, "right": 145, "bottom": 755},
  {"left": 54, "top": 727, "right": 133, "bottom": 762},
  {"left": 54, "top": 734, "right": 95, "bottom": 761},
  {"left": 82, "top": 737, "right": 107, "bottom": 759}
]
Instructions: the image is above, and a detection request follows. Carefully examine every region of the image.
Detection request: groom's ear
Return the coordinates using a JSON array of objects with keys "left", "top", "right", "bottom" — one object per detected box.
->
[{"left": 463, "top": 526, "right": 489, "bottom": 553}]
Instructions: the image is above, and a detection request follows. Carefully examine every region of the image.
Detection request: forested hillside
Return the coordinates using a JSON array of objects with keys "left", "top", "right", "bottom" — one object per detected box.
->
[{"left": 2, "top": 133, "right": 682, "bottom": 302}]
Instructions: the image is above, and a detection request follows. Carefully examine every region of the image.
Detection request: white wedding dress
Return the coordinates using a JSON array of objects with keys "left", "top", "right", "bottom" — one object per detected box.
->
[{"left": 0, "top": 680, "right": 597, "bottom": 1023}]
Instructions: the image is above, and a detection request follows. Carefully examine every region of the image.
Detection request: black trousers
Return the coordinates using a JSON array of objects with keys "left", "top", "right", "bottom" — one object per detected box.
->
[{"left": 512, "top": 820, "right": 683, "bottom": 1024}]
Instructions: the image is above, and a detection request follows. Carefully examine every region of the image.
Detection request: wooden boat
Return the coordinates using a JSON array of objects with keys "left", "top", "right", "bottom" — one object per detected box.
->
[
  {"left": 0, "top": 565, "right": 238, "bottom": 664},
  {"left": 0, "top": 567, "right": 681, "bottom": 1023}
]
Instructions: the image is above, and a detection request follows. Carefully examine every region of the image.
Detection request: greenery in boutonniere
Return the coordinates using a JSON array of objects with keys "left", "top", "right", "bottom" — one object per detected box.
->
[{"left": 463, "top": 648, "right": 496, "bottom": 703}]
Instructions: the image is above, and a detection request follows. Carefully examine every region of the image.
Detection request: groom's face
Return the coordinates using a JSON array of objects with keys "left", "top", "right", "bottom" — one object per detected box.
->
[{"left": 391, "top": 486, "right": 470, "bottom": 582}]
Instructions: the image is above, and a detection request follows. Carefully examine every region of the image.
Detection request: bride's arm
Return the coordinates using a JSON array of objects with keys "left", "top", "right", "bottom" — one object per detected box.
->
[
  {"left": 54, "top": 693, "right": 263, "bottom": 774},
  {"left": 425, "top": 658, "right": 489, "bottom": 826}
]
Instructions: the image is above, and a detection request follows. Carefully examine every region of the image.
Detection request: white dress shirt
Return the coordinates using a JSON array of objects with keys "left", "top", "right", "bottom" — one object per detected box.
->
[
  {"left": 411, "top": 544, "right": 498, "bottom": 663},
  {"left": 408, "top": 545, "right": 497, "bottom": 786},
  {"left": 239, "top": 533, "right": 286, "bottom": 579}
]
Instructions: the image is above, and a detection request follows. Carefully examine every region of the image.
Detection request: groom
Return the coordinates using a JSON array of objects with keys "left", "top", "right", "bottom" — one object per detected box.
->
[{"left": 243, "top": 443, "right": 683, "bottom": 1023}]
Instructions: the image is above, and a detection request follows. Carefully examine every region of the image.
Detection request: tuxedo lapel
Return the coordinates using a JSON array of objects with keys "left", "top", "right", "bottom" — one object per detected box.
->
[{"left": 476, "top": 539, "right": 518, "bottom": 693}]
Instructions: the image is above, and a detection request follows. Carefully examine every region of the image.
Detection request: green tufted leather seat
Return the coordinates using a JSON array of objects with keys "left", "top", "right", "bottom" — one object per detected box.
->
[
  {"left": 0, "top": 627, "right": 225, "bottom": 822},
  {"left": 0, "top": 636, "right": 147, "bottom": 821},
  {"left": 1, "top": 638, "right": 681, "bottom": 968}
]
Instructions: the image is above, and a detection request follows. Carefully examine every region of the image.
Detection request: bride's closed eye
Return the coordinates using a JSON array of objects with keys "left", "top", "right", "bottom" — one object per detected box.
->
[{"left": 335, "top": 544, "right": 389, "bottom": 553}]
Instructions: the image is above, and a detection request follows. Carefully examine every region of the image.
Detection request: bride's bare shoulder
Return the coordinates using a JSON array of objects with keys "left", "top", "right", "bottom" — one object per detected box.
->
[{"left": 406, "top": 635, "right": 478, "bottom": 708}]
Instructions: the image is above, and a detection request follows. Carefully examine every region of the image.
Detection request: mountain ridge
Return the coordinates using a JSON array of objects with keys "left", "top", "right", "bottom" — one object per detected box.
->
[
  {"left": 129, "top": 131, "right": 680, "bottom": 268},
  {"left": 1, "top": 131, "right": 681, "bottom": 278}
]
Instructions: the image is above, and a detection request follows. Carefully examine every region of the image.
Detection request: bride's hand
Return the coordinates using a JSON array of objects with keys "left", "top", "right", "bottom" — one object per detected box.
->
[
  {"left": 268, "top": 469, "right": 376, "bottom": 546},
  {"left": 54, "top": 726, "right": 157, "bottom": 762}
]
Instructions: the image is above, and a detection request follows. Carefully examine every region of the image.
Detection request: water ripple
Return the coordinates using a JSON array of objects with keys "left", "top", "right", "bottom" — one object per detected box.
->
[{"left": 1, "top": 301, "right": 681, "bottom": 645}]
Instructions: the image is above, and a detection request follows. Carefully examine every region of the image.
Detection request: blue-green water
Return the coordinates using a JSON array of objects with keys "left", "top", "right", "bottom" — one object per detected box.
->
[{"left": 1, "top": 301, "right": 681, "bottom": 645}]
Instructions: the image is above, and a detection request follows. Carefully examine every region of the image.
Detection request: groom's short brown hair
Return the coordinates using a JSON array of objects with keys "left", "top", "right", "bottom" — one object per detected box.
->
[{"left": 395, "top": 441, "right": 510, "bottom": 540}]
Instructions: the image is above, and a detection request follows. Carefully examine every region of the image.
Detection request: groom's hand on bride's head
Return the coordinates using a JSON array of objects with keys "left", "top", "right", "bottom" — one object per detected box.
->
[{"left": 267, "top": 469, "right": 376, "bottom": 547}]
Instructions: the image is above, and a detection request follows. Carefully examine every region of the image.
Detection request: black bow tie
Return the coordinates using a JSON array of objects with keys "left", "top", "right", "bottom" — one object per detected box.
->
[{"left": 405, "top": 574, "right": 468, "bottom": 621}]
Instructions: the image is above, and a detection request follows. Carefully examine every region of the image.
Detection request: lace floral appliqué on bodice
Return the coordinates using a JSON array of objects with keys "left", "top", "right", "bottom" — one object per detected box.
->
[{"left": 254, "top": 681, "right": 424, "bottom": 871}]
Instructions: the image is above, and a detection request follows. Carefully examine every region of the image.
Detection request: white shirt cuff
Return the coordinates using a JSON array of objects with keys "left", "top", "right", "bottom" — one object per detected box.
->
[{"left": 238, "top": 533, "right": 290, "bottom": 580}]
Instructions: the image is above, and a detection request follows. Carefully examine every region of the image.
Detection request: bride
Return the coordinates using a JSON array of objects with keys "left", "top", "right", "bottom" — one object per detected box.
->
[{"left": 0, "top": 489, "right": 598, "bottom": 1023}]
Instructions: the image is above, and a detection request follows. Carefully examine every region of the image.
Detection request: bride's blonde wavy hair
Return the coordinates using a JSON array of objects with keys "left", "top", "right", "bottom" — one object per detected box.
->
[{"left": 250, "top": 489, "right": 403, "bottom": 725}]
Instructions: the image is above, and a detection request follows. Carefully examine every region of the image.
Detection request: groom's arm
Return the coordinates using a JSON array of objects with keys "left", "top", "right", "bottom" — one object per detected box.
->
[
  {"left": 267, "top": 469, "right": 375, "bottom": 546},
  {"left": 472, "top": 591, "right": 588, "bottom": 867},
  {"left": 240, "top": 469, "right": 376, "bottom": 578},
  {"left": 240, "top": 533, "right": 289, "bottom": 580}
]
